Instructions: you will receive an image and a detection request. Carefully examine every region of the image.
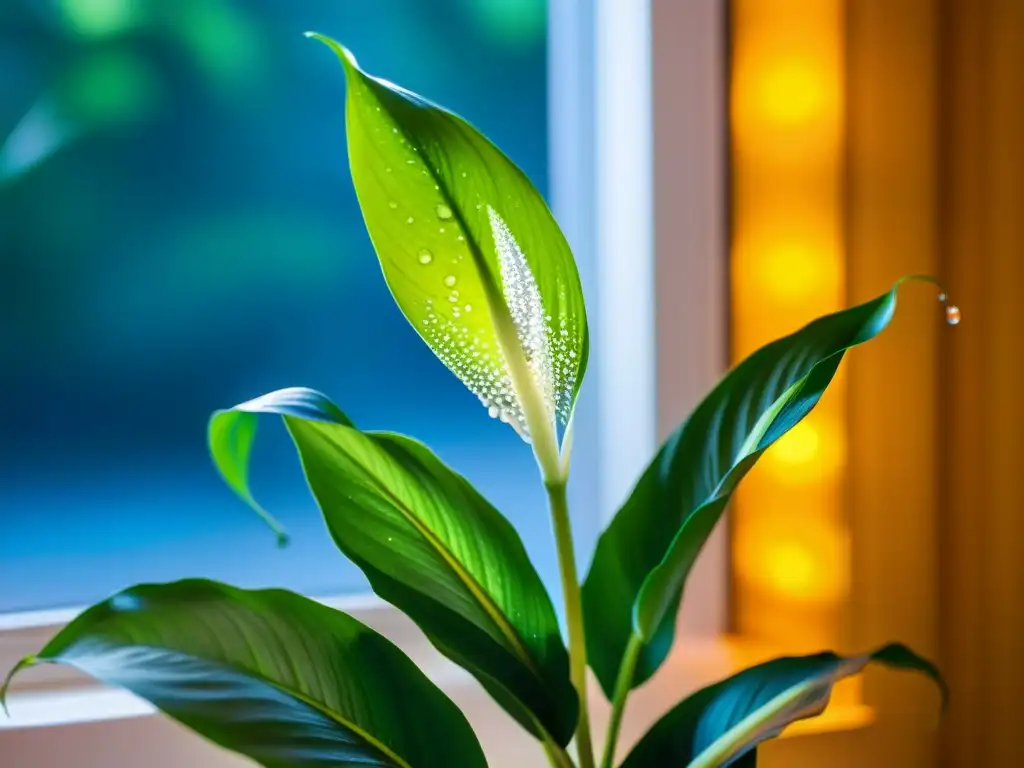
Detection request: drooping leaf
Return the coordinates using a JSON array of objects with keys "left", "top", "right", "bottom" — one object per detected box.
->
[
  {"left": 583, "top": 280, "right": 937, "bottom": 696},
  {"left": 307, "top": 32, "right": 588, "bottom": 471},
  {"left": 1, "top": 579, "right": 486, "bottom": 768},
  {"left": 621, "top": 644, "right": 945, "bottom": 768},
  {"left": 209, "top": 387, "right": 578, "bottom": 747}
]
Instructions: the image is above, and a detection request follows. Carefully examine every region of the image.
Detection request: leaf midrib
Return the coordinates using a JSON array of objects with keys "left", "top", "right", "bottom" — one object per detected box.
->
[{"left": 300, "top": 419, "right": 542, "bottom": 682}]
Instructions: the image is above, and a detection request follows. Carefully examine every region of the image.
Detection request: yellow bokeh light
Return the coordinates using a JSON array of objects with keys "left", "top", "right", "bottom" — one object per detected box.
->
[
  {"left": 757, "top": 61, "right": 829, "bottom": 127},
  {"left": 757, "top": 241, "right": 842, "bottom": 303},
  {"left": 764, "top": 415, "right": 845, "bottom": 483},
  {"left": 772, "top": 420, "right": 821, "bottom": 464},
  {"left": 735, "top": 518, "right": 849, "bottom": 604}
]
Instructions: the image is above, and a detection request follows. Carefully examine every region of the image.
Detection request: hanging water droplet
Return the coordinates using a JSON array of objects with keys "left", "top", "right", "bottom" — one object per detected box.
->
[
  {"left": 488, "top": 405, "right": 499, "bottom": 418},
  {"left": 443, "top": 275, "right": 457, "bottom": 288},
  {"left": 946, "top": 305, "right": 961, "bottom": 325},
  {"left": 436, "top": 204, "right": 453, "bottom": 220},
  {"left": 388, "top": 200, "right": 398, "bottom": 209},
  {"left": 406, "top": 216, "right": 414, "bottom": 224},
  {"left": 417, "top": 249, "right": 433, "bottom": 265},
  {"left": 937, "top": 292, "right": 947, "bottom": 302}
]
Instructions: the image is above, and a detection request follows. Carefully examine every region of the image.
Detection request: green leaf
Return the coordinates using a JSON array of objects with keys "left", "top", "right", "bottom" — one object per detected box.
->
[
  {"left": 209, "top": 387, "right": 578, "bottom": 747},
  {"left": 583, "top": 279, "right": 937, "bottom": 696},
  {"left": 1, "top": 579, "right": 486, "bottom": 768},
  {"left": 621, "top": 644, "right": 945, "bottom": 768},
  {"left": 307, "top": 32, "right": 588, "bottom": 478}
]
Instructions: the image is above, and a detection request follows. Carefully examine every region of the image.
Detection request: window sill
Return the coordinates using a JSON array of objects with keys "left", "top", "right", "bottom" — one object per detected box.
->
[{"left": 2, "top": 619, "right": 876, "bottom": 767}]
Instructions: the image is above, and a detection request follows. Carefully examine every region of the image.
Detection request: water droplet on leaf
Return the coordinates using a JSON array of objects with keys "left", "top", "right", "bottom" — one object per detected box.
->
[
  {"left": 946, "top": 305, "right": 961, "bottom": 325},
  {"left": 388, "top": 201, "right": 398, "bottom": 209},
  {"left": 444, "top": 275, "right": 457, "bottom": 288},
  {"left": 418, "top": 249, "right": 433, "bottom": 265},
  {"left": 436, "top": 204, "right": 453, "bottom": 220}
]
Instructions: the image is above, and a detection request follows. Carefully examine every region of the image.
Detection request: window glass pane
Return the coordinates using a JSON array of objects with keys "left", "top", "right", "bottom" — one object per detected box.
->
[{"left": 0, "top": 0, "right": 553, "bottom": 612}]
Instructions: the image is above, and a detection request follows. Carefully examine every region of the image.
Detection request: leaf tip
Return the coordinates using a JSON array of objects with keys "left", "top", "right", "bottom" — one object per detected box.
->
[
  {"left": 303, "top": 32, "right": 359, "bottom": 69},
  {"left": 1, "top": 656, "right": 37, "bottom": 717}
]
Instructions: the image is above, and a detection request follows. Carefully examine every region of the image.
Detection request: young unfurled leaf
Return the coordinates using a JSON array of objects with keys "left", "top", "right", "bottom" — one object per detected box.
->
[
  {"left": 583, "top": 280, "right": 929, "bottom": 697},
  {"left": 1, "top": 579, "right": 486, "bottom": 768},
  {"left": 209, "top": 387, "right": 578, "bottom": 747},
  {"left": 307, "top": 33, "right": 588, "bottom": 480},
  {"left": 621, "top": 644, "right": 945, "bottom": 768}
]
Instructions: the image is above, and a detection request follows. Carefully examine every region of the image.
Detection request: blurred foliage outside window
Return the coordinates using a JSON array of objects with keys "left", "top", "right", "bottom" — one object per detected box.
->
[{"left": 0, "top": 0, "right": 554, "bottom": 612}]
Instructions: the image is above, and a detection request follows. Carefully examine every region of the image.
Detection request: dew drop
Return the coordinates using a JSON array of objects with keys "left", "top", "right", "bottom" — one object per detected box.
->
[
  {"left": 448, "top": 290, "right": 460, "bottom": 303},
  {"left": 443, "top": 275, "right": 457, "bottom": 288},
  {"left": 392, "top": 128, "right": 399, "bottom": 133},
  {"left": 406, "top": 159, "right": 415, "bottom": 165},
  {"left": 439, "top": 227, "right": 446, "bottom": 234},
  {"left": 488, "top": 405, "right": 499, "bottom": 418},
  {"left": 464, "top": 304, "right": 472, "bottom": 312},
  {"left": 385, "top": 167, "right": 393, "bottom": 173},
  {"left": 461, "top": 171, "right": 467, "bottom": 178},
  {"left": 436, "top": 204, "right": 453, "bottom": 220},
  {"left": 388, "top": 200, "right": 398, "bottom": 209},
  {"left": 457, "top": 235, "right": 465, "bottom": 242},
  {"left": 406, "top": 216, "right": 414, "bottom": 224},
  {"left": 946, "top": 305, "right": 962, "bottom": 325},
  {"left": 417, "top": 249, "right": 433, "bottom": 265},
  {"left": 937, "top": 292, "right": 947, "bottom": 302}
]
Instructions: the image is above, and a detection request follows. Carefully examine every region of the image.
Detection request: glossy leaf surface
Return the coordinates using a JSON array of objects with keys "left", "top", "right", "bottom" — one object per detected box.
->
[
  {"left": 584, "top": 281, "right": 924, "bottom": 696},
  {"left": 209, "top": 387, "right": 577, "bottom": 746},
  {"left": 309, "top": 33, "right": 587, "bottom": 458},
  {"left": 2, "top": 579, "right": 486, "bottom": 768},
  {"left": 621, "top": 644, "right": 944, "bottom": 768}
]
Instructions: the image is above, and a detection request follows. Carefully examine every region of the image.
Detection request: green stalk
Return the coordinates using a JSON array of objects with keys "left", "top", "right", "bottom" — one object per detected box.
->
[
  {"left": 543, "top": 737, "right": 577, "bottom": 768},
  {"left": 547, "top": 480, "right": 595, "bottom": 768},
  {"left": 599, "top": 634, "right": 643, "bottom": 768}
]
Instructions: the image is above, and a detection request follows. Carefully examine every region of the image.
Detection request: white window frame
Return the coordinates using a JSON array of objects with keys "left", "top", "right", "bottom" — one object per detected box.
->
[{"left": 0, "top": 2, "right": 729, "bottom": 765}]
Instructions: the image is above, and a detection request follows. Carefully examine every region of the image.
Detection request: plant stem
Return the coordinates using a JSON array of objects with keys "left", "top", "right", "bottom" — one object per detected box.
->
[
  {"left": 547, "top": 480, "right": 595, "bottom": 768},
  {"left": 599, "top": 633, "right": 643, "bottom": 768},
  {"left": 543, "top": 738, "right": 576, "bottom": 768}
]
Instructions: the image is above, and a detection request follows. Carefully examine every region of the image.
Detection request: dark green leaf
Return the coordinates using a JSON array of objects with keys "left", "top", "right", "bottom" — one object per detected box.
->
[
  {"left": 209, "top": 387, "right": 578, "bottom": 746},
  {"left": 1, "top": 579, "right": 486, "bottom": 768},
  {"left": 306, "top": 33, "right": 588, "bottom": 473},
  {"left": 621, "top": 644, "right": 945, "bottom": 768},
  {"left": 583, "top": 280, "right": 937, "bottom": 696}
]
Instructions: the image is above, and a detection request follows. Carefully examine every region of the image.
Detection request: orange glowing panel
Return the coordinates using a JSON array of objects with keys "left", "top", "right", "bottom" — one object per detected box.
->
[{"left": 730, "top": 0, "right": 847, "bottom": 650}]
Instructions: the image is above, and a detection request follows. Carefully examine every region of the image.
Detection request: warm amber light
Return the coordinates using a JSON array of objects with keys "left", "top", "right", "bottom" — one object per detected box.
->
[
  {"left": 764, "top": 415, "right": 845, "bottom": 483},
  {"left": 736, "top": 517, "right": 849, "bottom": 604},
  {"left": 731, "top": 0, "right": 847, "bottom": 649},
  {"left": 756, "top": 61, "right": 830, "bottom": 127},
  {"left": 757, "top": 241, "right": 842, "bottom": 303}
]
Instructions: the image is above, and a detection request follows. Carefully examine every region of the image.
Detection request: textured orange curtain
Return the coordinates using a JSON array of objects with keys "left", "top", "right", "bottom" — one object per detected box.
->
[{"left": 938, "top": 0, "right": 1024, "bottom": 764}]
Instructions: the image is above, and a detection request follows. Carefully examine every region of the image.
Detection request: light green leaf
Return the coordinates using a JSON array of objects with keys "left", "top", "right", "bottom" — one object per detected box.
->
[
  {"left": 209, "top": 387, "right": 578, "bottom": 747},
  {"left": 1, "top": 579, "right": 486, "bottom": 768},
  {"left": 583, "top": 279, "right": 945, "bottom": 697},
  {"left": 307, "top": 32, "right": 588, "bottom": 479},
  {"left": 621, "top": 644, "right": 945, "bottom": 768}
]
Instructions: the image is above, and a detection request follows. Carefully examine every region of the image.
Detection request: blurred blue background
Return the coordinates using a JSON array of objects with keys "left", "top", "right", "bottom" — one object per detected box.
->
[{"left": 0, "top": 0, "right": 554, "bottom": 612}]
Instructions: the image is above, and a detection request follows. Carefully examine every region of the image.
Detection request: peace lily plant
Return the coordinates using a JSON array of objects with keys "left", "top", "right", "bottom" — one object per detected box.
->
[{"left": 2, "top": 34, "right": 948, "bottom": 768}]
